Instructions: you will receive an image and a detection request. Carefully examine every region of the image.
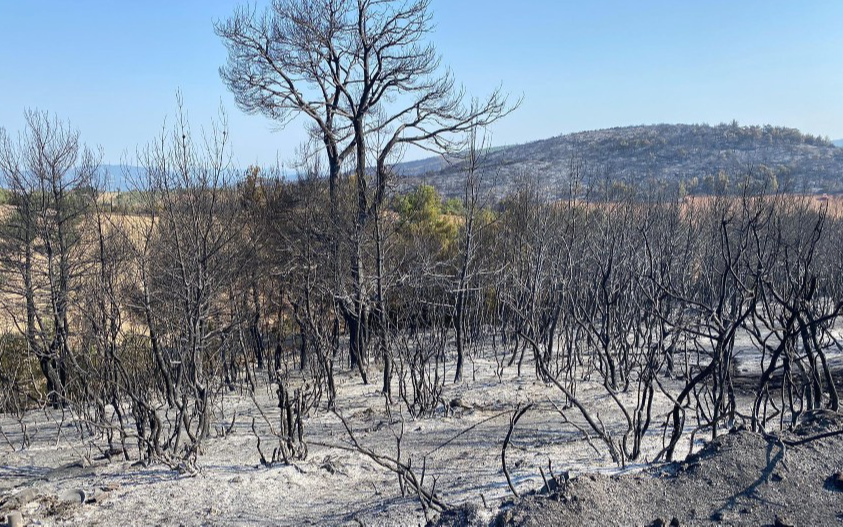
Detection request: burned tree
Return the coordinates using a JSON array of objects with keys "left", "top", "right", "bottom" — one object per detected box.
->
[
  {"left": 0, "top": 111, "right": 98, "bottom": 407},
  {"left": 217, "top": 0, "right": 513, "bottom": 388}
]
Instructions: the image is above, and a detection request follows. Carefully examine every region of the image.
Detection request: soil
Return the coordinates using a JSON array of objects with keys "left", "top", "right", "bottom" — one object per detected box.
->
[
  {"left": 438, "top": 410, "right": 843, "bottom": 527},
  {"left": 2, "top": 355, "right": 842, "bottom": 526}
]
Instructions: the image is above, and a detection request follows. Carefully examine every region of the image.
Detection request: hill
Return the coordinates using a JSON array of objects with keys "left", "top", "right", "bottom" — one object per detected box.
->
[
  {"left": 37, "top": 126, "right": 843, "bottom": 197},
  {"left": 398, "top": 123, "right": 843, "bottom": 198}
]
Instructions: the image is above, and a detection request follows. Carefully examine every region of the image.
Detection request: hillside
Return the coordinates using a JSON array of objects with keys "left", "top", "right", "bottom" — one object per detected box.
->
[{"left": 398, "top": 123, "right": 843, "bottom": 198}]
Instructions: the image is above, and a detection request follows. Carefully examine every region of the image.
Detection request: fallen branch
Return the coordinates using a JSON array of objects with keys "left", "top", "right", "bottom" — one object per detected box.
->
[
  {"left": 780, "top": 427, "right": 843, "bottom": 447},
  {"left": 502, "top": 403, "right": 533, "bottom": 497},
  {"left": 328, "top": 409, "right": 452, "bottom": 515},
  {"left": 423, "top": 408, "right": 510, "bottom": 458}
]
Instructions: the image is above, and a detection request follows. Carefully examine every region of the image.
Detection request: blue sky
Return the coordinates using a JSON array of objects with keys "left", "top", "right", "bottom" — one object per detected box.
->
[{"left": 1, "top": 1, "right": 842, "bottom": 166}]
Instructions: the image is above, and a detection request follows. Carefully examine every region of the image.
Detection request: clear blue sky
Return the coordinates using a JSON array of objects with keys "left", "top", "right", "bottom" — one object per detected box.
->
[{"left": 1, "top": 0, "right": 842, "bottom": 166}]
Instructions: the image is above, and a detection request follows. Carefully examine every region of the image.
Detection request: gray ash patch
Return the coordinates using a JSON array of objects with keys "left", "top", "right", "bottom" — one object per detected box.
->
[{"left": 442, "top": 410, "right": 843, "bottom": 527}]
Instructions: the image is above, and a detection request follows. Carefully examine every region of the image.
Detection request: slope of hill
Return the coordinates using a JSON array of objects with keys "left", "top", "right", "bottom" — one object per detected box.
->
[{"left": 399, "top": 123, "right": 843, "bottom": 198}]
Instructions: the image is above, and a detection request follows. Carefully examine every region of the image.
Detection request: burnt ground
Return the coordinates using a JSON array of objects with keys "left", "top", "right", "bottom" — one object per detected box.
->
[
  {"left": 2, "top": 355, "right": 841, "bottom": 526},
  {"left": 437, "top": 410, "right": 843, "bottom": 527}
]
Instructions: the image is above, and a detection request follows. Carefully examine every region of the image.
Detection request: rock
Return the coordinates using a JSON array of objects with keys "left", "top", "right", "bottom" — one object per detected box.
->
[
  {"left": 774, "top": 516, "right": 795, "bottom": 527},
  {"left": 828, "top": 471, "right": 843, "bottom": 491},
  {"left": 5, "top": 511, "right": 24, "bottom": 527},
  {"left": 58, "top": 489, "right": 86, "bottom": 505},
  {"left": 670, "top": 518, "right": 680, "bottom": 527}
]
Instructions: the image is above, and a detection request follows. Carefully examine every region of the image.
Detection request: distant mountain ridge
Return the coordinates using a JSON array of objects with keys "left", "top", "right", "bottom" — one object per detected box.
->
[
  {"left": 97, "top": 165, "right": 144, "bottom": 191},
  {"left": 396, "top": 123, "right": 843, "bottom": 197},
  {"left": 87, "top": 125, "right": 843, "bottom": 196}
]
